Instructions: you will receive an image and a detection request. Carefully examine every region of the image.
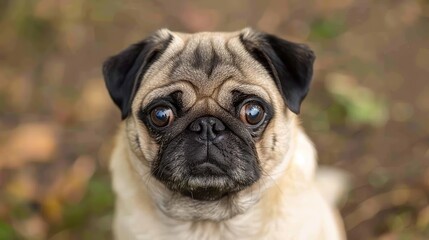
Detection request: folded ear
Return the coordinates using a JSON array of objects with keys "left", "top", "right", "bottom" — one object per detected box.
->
[
  {"left": 240, "top": 29, "right": 315, "bottom": 114},
  {"left": 102, "top": 30, "right": 172, "bottom": 119}
]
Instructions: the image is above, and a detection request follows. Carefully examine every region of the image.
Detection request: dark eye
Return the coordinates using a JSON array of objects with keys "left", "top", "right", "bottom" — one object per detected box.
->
[
  {"left": 150, "top": 106, "right": 174, "bottom": 127},
  {"left": 240, "top": 102, "right": 265, "bottom": 126}
]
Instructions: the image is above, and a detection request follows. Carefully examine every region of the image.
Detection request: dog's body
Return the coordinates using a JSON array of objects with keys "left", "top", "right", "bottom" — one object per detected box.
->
[{"left": 103, "top": 29, "right": 346, "bottom": 240}]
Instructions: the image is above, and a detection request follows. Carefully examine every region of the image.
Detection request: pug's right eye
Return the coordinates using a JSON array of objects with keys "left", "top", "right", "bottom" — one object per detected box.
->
[{"left": 150, "top": 106, "right": 174, "bottom": 127}]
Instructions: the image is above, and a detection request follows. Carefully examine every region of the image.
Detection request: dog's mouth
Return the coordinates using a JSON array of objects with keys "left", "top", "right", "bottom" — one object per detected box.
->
[
  {"left": 166, "top": 163, "right": 244, "bottom": 201},
  {"left": 180, "top": 186, "right": 231, "bottom": 201},
  {"left": 154, "top": 159, "right": 260, "bottom": 201}
]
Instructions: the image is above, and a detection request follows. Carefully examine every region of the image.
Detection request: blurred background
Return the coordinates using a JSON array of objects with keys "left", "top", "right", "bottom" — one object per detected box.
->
[{"left": 0, "top": 0, "right": 428, "bottom": 239}]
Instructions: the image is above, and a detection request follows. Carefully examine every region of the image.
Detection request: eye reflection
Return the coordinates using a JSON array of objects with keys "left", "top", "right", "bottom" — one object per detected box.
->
[
  {"left": 150, "top": 106, "right": 174, "bottom": 127},
  {"left": 240, "top": 102, "right": 265, "bottom": 126}
]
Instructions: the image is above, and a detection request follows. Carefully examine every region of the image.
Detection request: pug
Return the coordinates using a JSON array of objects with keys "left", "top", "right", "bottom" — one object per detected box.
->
[{"left": 103, "top": 28, "right": 346, "bottom": 240}]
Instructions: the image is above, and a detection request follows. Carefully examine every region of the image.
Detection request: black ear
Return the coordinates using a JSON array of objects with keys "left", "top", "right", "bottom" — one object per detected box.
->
[
  {"left": 240, "top": 30, "right": 315, "bottom": 114},
  {"left": 102, "top": 32, "right": 172, "bottom": 119}
]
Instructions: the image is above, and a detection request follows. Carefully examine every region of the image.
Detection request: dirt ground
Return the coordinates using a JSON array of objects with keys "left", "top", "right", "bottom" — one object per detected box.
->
[{"left": 0, "top": 0, "right": 428, "bottom": 239}]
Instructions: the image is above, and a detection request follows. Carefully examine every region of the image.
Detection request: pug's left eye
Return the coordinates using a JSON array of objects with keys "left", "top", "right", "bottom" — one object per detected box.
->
[{"left": 240, "top": 102, "right": 265, "bottom": 126}]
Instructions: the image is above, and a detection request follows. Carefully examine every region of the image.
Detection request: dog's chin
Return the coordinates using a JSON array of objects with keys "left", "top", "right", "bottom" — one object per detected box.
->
[
  {"left": 152, "top": 181, "right": 261, "bottom": 221},
  {"left": 177, "top": 176, "right": 242, "bottom": 201},
  {"left": 180, "top": 186, "right": 230, "bottom": 201},
  {"left": 166, "top": 174, "right": 246, "bottom": 202}
]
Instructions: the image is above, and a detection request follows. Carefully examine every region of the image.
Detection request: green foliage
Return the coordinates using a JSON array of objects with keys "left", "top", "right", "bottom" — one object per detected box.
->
[
  {"left": 86, "top": 176, "right": 115, "bottom": 215},
  {"left": 325, "top": 73, "right": 389, "bottom": 127},
  {"left": 310, "top": 17, "right": 346, "bottom": 40},
  {"left": 7, "top": 0, "right": 55, "bottom": 52},
  {"left": 0, "top": 221, "right": 20, "bottom": 240},
  {"left": 57, "top": 175, "right": 114, "bottom": 238}
]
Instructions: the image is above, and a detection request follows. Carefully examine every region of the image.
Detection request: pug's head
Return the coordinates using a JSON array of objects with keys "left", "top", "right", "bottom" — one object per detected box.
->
[{"left": 103, "top": 28, "right": 315, "bottom": 220}]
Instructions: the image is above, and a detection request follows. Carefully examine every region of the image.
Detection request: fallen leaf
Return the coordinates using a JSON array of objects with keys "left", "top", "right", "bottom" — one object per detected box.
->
[
  {"left": 41, "top": 195, "right": 63, "bottom": 223},
  {"left": 58, "top": 155, "right": 96, "bottom": 203},
  {"left": 0, "top": 123, "right": 58, "bottom": 169},
  {"left": 12, "top": 214, "right": 48, "bottom": 240},
  {"left": 6, "top": 173, "right": 38, "bottom": 200}
]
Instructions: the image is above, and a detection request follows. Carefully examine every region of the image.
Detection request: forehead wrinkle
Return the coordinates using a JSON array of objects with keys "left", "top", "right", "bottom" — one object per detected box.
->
[
  {"left": 191, "top": 39, "right": 218, "bottom": 77},
  {"left": 216, "top": 78, "right": 272, "bottom": 104},
  {"left": 143, "top": 33, "right": 188, "bottom": 84},
  {"left": 207, "top": 37, "right": 244, "bottom": 82},
  {"left": 189, "top": 97, "right": 231, "bottom": 117},
  {"left": 168, "top": 36, "right": 245, "bottom": 95},
  {"left": 169, "top": 49, "right": 210, "bottom": 85},
  {"left": 139, "top": 80, "right": 197, "bottom": 109},
  {"left": 225, "top": 37, "right": 246, "bottom": 77}
]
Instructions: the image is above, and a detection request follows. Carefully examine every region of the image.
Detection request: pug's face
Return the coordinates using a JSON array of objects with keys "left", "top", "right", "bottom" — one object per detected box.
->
[{"left": 103, "top": 28, "right": 315, "bottom": 220}]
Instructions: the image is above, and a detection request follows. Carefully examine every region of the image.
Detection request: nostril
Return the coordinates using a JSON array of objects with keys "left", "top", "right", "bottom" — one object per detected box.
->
[
  {"left": 189, "top": 121, "right": 202, "bottom": 132},
  {"left": 212, "top": 120, "right": 225, "bottom": 132},
  {"left": 208, "top": 118, "right": 216, "bottom": 125}
]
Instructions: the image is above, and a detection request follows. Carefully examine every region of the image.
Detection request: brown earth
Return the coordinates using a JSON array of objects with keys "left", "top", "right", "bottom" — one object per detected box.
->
[{"left": 0, "top": 0, "right": 428, "bottom": 239}]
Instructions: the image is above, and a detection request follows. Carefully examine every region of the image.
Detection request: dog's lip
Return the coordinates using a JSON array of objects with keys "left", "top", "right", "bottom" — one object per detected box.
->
[
  {"left": 162, "top": 174, "right": 254, "bottom": 201},
  {"left": 180, "top": 187, "right": 232, "bottom": 201},
  {"left": 192, "top": 162, "right": 226, "bottom": 176}
]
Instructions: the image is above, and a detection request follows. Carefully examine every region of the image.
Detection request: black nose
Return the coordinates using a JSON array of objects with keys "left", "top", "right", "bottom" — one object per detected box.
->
[{"left": 188, "top": 116, "right": 226, "bottom": 141}]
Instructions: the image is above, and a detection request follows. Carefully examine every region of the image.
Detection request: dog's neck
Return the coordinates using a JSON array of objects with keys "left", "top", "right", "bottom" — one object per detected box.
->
[{"left": 110, "top": 123, "right": 319, "bottom": 239}]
